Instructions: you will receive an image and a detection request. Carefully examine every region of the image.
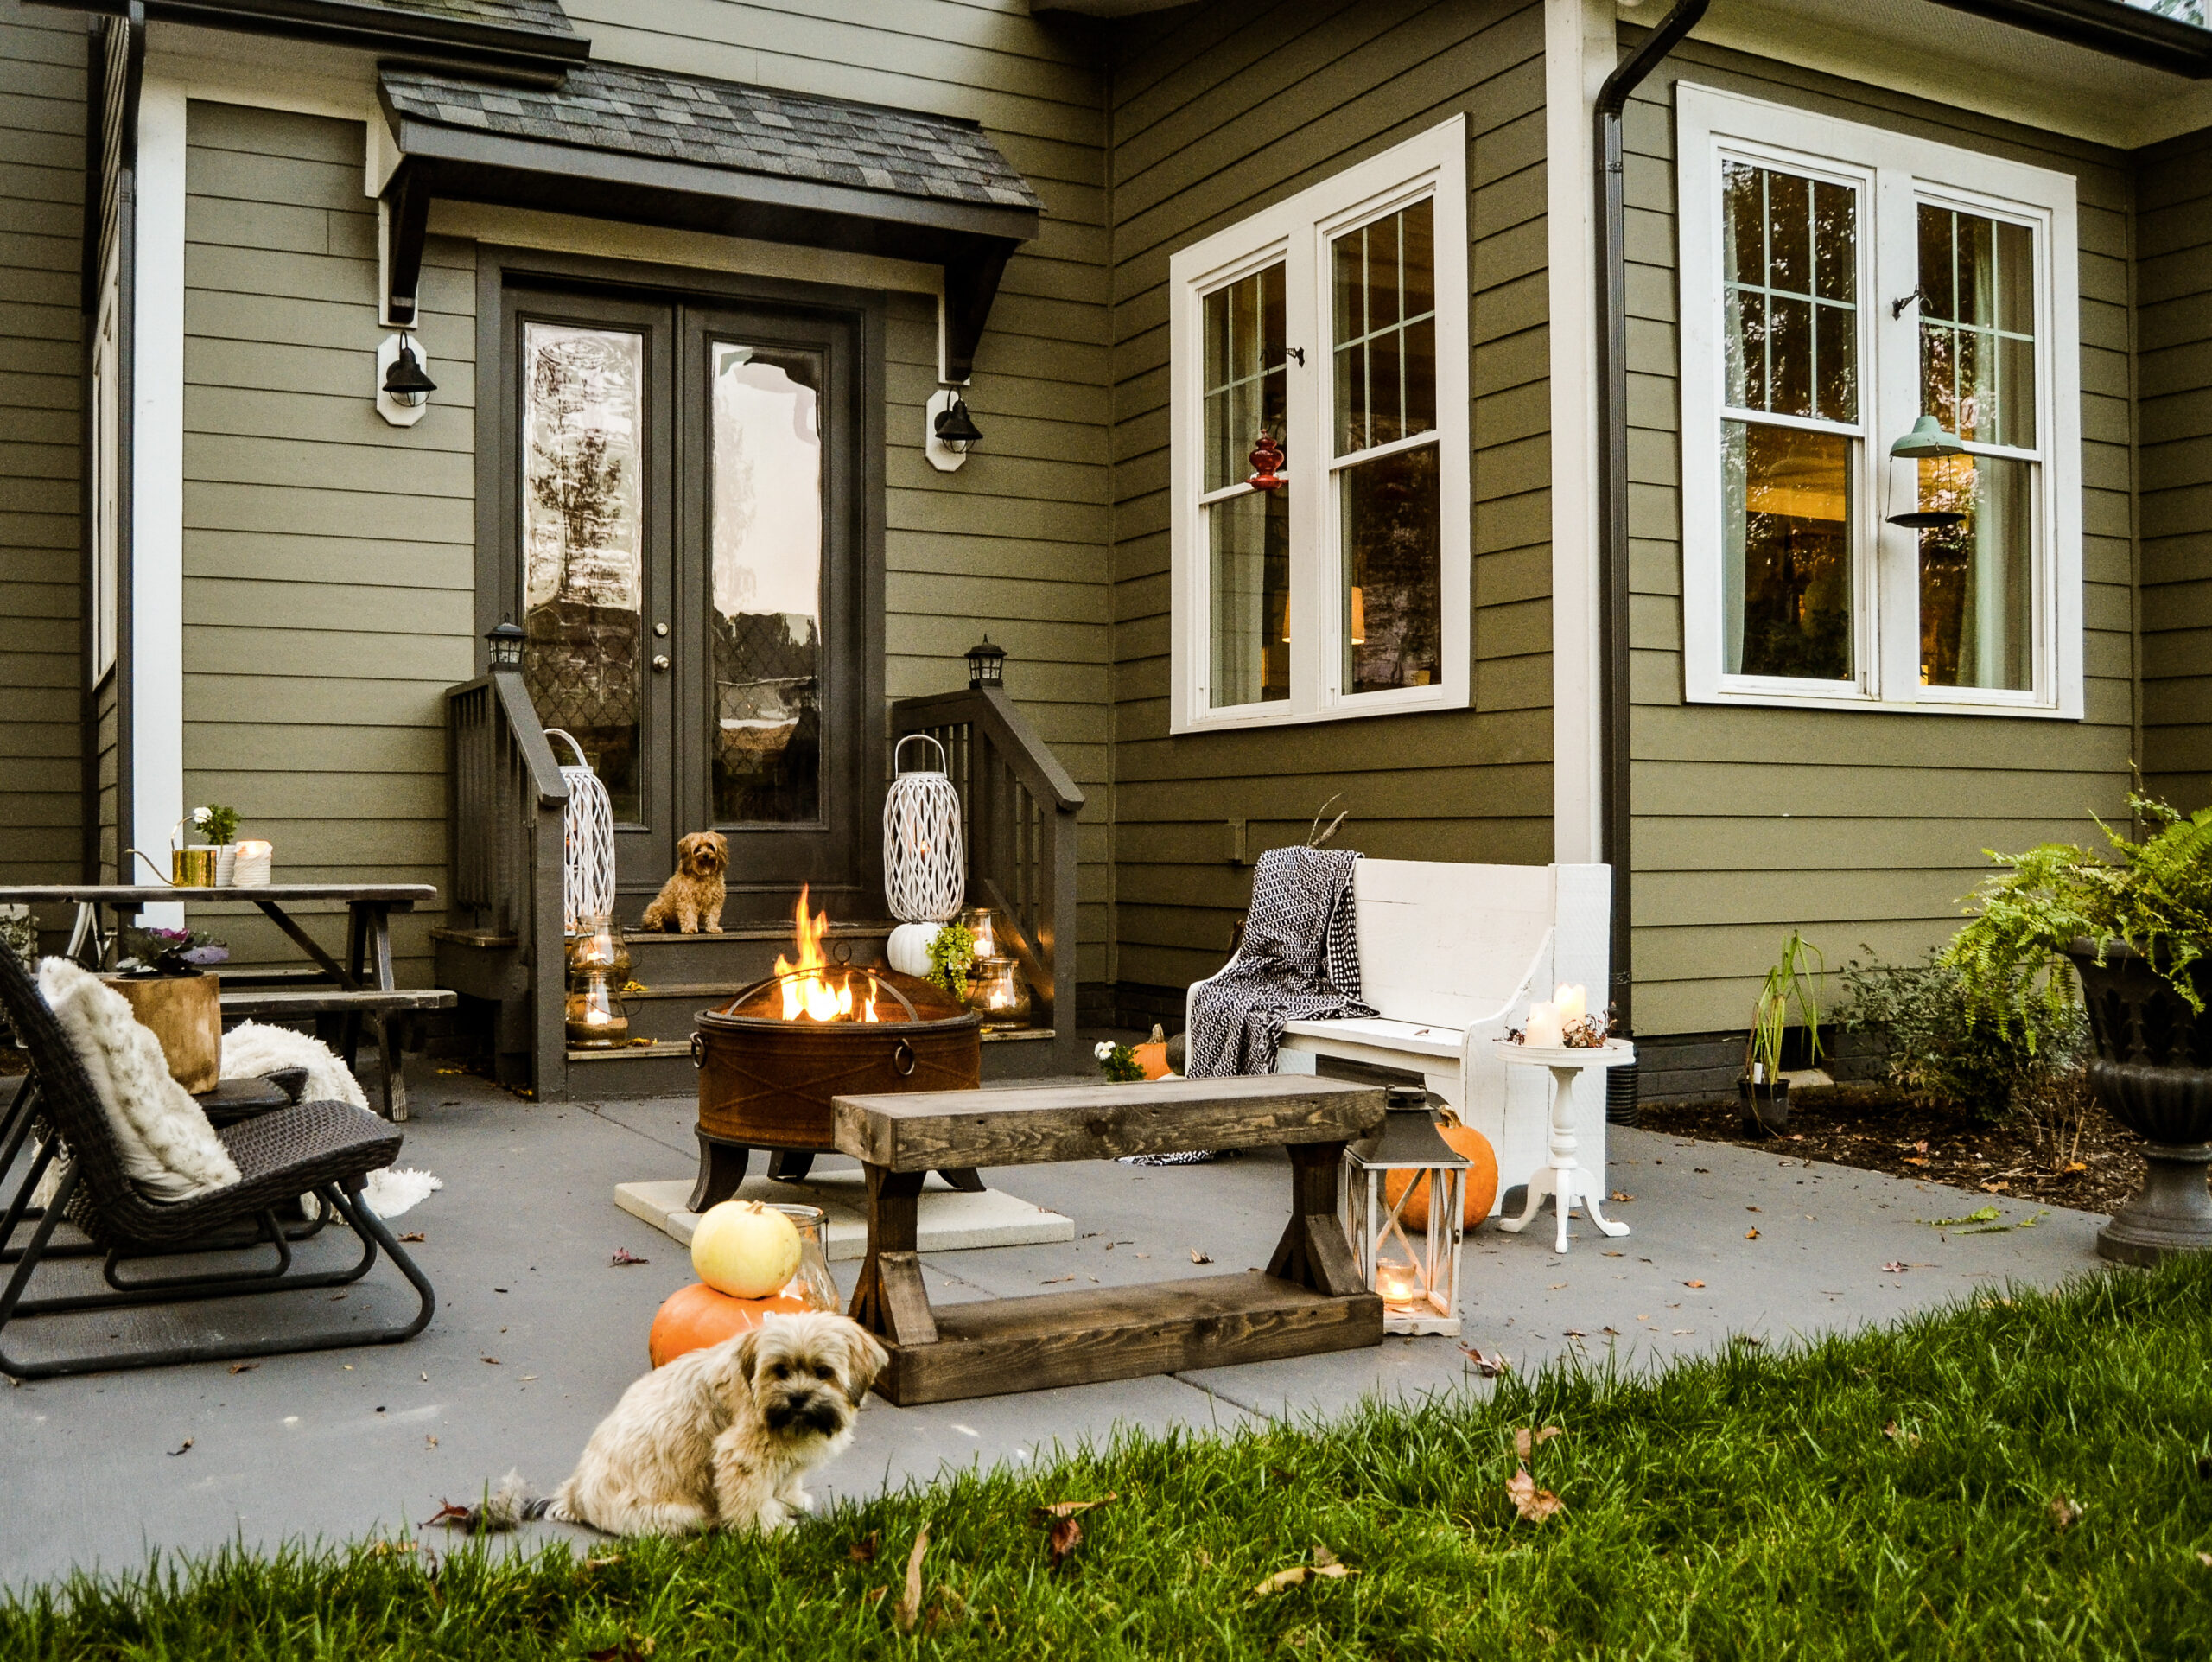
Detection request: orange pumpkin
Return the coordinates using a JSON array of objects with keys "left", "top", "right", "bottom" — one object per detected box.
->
[
  {"left": 1132, "top": 1041, "right": 1173, "bottom": 1079},
  {"left": 648, "top": 1283, "right": 812, "bottom": 1368},
  {"left": 1382, "top": 1123, "right": 1500, "bottom": 1231}
]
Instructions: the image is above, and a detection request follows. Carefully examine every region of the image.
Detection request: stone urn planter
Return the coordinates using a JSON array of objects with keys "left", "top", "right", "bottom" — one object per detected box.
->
[{"left": 2064, "top": 939, "right": 2212, "bottom": 1264}]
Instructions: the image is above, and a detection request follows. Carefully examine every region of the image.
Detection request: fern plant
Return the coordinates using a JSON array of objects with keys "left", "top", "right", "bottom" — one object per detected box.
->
[
  {"left": 1745, "top": 931, "right": 1824, "bottom": 1083},
  {"left": 1946, "top": 792, "right": 2212, "bottom": 1034}
]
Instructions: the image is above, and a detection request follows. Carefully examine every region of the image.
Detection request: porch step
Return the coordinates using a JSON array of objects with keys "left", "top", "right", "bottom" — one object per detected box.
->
[
  {"left": 563, "top": 1025, "right": 1061, "bottom": 1098},
  {"left": 623, "top": 920, "right": 893, "bottom": 989}
]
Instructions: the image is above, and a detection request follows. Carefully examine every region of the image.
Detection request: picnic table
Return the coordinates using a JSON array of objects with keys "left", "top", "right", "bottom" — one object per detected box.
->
[{"left": 0, "top": 884, "right": 453, "bottom": 1121}]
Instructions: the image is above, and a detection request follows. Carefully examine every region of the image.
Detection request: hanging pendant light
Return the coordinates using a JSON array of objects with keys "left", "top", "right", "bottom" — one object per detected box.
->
[{"left": 1885, "top": 414, "right": 1969, "bottom": 530}]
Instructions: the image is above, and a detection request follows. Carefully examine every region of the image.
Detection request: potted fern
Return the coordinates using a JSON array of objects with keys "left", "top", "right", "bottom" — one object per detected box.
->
[
  {"left": 1948, "top": 793, "right": 2212, "bottom": 1263},
  {"left": 1741, "top": 931, "right": 1824, "bottom": 1136}
]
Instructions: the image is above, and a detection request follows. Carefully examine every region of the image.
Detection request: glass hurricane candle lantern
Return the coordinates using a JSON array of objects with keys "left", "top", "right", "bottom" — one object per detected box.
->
[
  {"left": 1341, "top": 1083, "right": 1468, "bottom": 1335},
  {"left": 564, "top": 914, "right": 632, "bottom": 1047},
  {"left": 964, "top": 954, "right": 1032, "bottom": 1030},
  {"left": 761, "top": 1202, "right": 841, "bottom": 1310}
]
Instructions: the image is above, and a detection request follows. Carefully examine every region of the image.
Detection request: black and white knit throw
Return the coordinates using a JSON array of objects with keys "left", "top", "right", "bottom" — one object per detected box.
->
[{"left": 1128, "top": 847, "right": 1374, "bottom": 1167}]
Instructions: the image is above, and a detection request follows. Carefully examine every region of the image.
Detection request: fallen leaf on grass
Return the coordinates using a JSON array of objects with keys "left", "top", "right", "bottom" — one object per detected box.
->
[
  {"left": 399, "top": 1232, "right": 426, "bottom": 1244},
  {"left": 1882, "top": 1421, "right": 1920, "bottom": 1447},
  {"left": 1459, "top": 1345, "right": 1510, "bottom": 1377},
  {"left": 1251, "top": 1558, "right": 1357, "bottom": 1596},
  {"left": 1513, "top": 1425, "right": 1562, "bottom": 1461},
  {"left": 893, "top": 1525, "right": 930, "bottom": 1633},
  {"left": 2050, "top": 1496, "right": 2082, "bottom": 1530},
  {"left": 1505, "top": 1468, "right": 1563, "bottom": 1522},
  {"left": 168, "top": 1438, "right": 194, "bottom": 1457},
  {"left": 1042, "top": 1514, "right": 1084, "bottom": 1569},
  {"left": 1189, "top": 1247, "right": 1212, "bottom": 1264},
  {"left": 582, "top": 1554, "right": 621, "bottom": 1571},
  {"left": 583, "top": 1636, "right": 655, "bottom": 1662},
  {"left": 849, "top": 1531, "right": 880, "bottom": 1563},
  {"left": 609, "top": 1248, "right": 649, "bottom": 1266},
  {"left": 227, "top": 1363, "right": 257, "bottom": 1376},
  {"left": 2198, "top": 1552, "right": 2212, "bottom": 1568},
  {"left": 1033, "top": 1493, "right": 1118, "bottom": 1519}
]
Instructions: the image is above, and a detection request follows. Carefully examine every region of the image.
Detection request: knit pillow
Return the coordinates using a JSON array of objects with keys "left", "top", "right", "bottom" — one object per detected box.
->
[{"left": 35, "top": 958, "right": 241, "bottom": 1201}]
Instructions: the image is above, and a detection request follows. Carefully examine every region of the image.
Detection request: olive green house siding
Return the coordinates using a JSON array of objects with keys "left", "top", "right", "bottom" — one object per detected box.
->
[
  {"left": 1104, "top": 0, "right": 1557, "bottom": 1002},
  {"left": 2137, "top": 126, "right": 2212, "bottom": 814},
  {"left": 0, "top": 0, "right": 82, "bottom": 887},
  {"left": 1620, "top": 37, "right": 2139, "bottom": 1041}
]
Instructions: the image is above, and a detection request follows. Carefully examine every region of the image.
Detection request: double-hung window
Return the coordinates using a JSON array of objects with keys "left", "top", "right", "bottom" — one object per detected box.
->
[
  {"left": 1678, "top": 85, "right": 2082, "bottom": 716},
  {"left": 1169, "top": 118, "right": 1470, "bottom": 732}
]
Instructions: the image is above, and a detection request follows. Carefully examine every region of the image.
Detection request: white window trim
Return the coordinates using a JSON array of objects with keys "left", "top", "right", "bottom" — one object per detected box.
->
[
  {"left": 1168, "top": 117, "right": 1471, "bottom": 735},
  {"left": 1676, "top": 83, "right": 2084, "bottom": 719}
]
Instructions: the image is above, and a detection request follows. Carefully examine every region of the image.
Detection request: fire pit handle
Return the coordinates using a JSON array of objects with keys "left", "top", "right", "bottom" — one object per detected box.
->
[
  {"left": 893, "top": 1038, "right": 918, "bottom": 1077},
  {"left": 689, "top": 1031, "right": 706, "bottom": 1068}
]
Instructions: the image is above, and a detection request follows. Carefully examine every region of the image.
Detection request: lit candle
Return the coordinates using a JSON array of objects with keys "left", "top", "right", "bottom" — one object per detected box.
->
[
  {"left": 1376, "top": 1261, "right": 1421, "bottom": 1305},
  {"left": 1554, "top": 984, "right": 1586, "bottom": 1026},
  {"left": 1523, "top": 1000, "right": 1564, "bottom": 1048}
]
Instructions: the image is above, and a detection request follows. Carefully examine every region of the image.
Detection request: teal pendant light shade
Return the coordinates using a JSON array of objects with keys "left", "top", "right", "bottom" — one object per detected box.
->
[{"left": 1886, "top": 414, "right": 1969, "bottom": 529}]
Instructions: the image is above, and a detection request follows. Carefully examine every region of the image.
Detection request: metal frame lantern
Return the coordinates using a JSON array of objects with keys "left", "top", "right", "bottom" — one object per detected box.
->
[
  {"left": 1342, "top": 1084, "right": 1467, "bottom": 1335},
  {"left": 965, "top": 635, "right": 1006, "bottom": 690},
  {"left": 883, "top": 734, "right": 966, "bottom": 925}
]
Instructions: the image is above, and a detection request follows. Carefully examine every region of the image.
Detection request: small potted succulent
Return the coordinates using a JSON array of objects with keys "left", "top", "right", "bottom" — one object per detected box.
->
[
  {"left": 1741, "top": 931, "right": 1824, "bottom": 1136},
  {"left": 1948, "top": 793, "right": 2212, "bottom": 1263}
]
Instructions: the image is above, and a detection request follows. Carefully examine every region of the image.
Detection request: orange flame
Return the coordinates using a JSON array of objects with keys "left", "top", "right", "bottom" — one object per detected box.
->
[{"left": 772, "top": 886, "right": 881, "bottom": 1022}]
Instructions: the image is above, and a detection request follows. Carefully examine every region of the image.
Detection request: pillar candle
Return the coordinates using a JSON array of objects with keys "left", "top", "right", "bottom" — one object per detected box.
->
[
  {"left": 1523, "top": 1000, "right": 1564, "bottom": 1048},
  {"left": 1554, "top": 983, "right": 1586, "bottom": 1026}
]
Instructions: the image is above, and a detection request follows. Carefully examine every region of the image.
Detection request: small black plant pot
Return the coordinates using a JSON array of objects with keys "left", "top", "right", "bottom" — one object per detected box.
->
[
  {"left": 1738, "top": 1076, "right": 1789, "bottom": 1137},
  {"left": 2064, "top": 939, "right": 2212, "bottom": 1264}
]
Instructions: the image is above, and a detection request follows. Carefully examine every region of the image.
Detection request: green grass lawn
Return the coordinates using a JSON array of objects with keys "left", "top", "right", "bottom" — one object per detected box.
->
[{"left": 12, "top": 1256, "right": 2212, "bottom": 1659}]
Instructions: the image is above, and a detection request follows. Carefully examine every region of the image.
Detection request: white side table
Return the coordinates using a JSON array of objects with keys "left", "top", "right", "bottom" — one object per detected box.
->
[{"left": 1492, "top": 1038, "right": 1635, "bottom": 1254}]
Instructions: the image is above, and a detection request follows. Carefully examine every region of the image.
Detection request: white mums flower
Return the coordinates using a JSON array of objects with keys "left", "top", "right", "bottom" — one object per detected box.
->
[{"left": 1093, "top": 1041, "right": 1114, "bottom": 1060}]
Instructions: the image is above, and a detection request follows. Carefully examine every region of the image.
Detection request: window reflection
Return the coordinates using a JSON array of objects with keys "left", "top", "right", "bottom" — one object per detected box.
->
[
  {"left": 522, "top": 322, "right": 645, "bottom": 822},
  {"left": 710, "top": 344, "right": 823, "bottom": 822},
  {"left": 1341, "top": 444, "right": 1440, "bottom": 692},
  {"left": 1723, "top": 422, "right": 1853, "bottom": 681},
  {"left": 1918, "top": 455, "right": 2033, "bottom": 691},
  {"left": 1203, "top": 263, "right": 1291, "bottom": 707}
]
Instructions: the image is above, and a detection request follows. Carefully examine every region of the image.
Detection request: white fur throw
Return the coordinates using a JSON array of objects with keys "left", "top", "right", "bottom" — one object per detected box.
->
[
  {"left": 35, "top": 958, "right": 241, "bottom": 1200},
  {"left": 221, "top": 1021, "right": 368, "bottom": 1111}
]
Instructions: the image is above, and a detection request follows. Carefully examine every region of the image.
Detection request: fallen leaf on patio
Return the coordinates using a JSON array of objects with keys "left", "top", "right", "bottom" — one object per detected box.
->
[
  {"left": 1922, "top": 1206, "right": 2002, "bottom": 1229},
  {"left": 399, "top": 1232, "right": 426, "bottom": 1243},
  {"left": 1251, "top": 1561, "right": 1356, "bottom": 1595},
  {"left": 228, "top": 1363, "right": 257, "bottom": 1375},
  {"left": 481, "top": 1356, "right": 501, "bottom": 1366},
  {"left": 421, "top": 1372, "right": 429, "bottom": 1382},
  {"left": 1684, "top": 1280, "right": 1706, "bottom": 1289},
  {"left": 521, "top": 1375, "right": 538, "bottom": 1382},
  {"left": 1746, "top": 1206, "right": 1761, "bottom": 1213},
  {"left": 1512, "top": 1425, "right": 1562, "bottom": 1461},
  {"left": 1602, "top": 1250, "right": 1624, "bottom": 1258},
  {"left": 425, "top": 1436, "right": 438, "bottom": 1449},
  {"left": 1563, "top": 1328, "right": 1586, "bottom": 1339},
  {"left": 168, "top": 1438, "right": 194, "bottom": 1456},
  {"left": 849, "top": 1531, "right": 880, "bottom": 1563},
  {"left": 1672, "top": 1328, "right": 1694, "bottom": 1334},
  {"left": 1610, "top": 1191, "right": 1633, "bottom": 1202},
  {"left": 2050, "top": 1495, "right": 2082, "bottom": 1530},
  {"left": 1459, "top": 1345, "right": 1509, "bottom": 1377},
  {"left": 1601, "top": 1326, "right": 1620, "bottom": 1336},
  {"left": 1548, "top": 1282, "right": 1567, "bottom": 1289},
  {"left": 1883, "top": 1263, "right": 1909, "bottom": 1275},
  {"left": 1694, "top": 1168, "right": 1710, "bottom": 1174},
  {"left": 1189, "top": 1247, "right": 1212, "bottom": 1264},
  {"left": 893, "top": 1525, "right": 930, "bottom": 1633},
  {"left": 1746, "top": 1229, "right": 1760, "bottom": 1239},
  {"left": 1039, "top": 1276, "right": 1075, "bottom": 1285},
  {"left": 609, "top": 1248, "right": 649, "bottom": 1266},
  {"left": 1505, "top": 1468, "right": 1563, "bottom": 1522}
]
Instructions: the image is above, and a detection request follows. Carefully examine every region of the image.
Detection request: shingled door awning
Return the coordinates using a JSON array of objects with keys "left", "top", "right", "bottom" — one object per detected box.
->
[{"left": 376, "top": 61, "right": 1042, "bottom": 379}]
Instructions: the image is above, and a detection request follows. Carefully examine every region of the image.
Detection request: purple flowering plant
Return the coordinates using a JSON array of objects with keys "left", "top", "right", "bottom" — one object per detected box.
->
[{"left": 117, "top": 925, "right": 229, "bottom": 977}]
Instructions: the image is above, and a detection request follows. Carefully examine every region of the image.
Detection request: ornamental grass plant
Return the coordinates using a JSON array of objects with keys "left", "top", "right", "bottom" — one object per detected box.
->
[{"left": 10, "top": 1257, "right": 2212, "bottom": 1659}]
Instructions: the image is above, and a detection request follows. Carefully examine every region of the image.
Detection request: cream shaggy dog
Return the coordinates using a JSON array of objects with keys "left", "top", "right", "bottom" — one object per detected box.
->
[{"left": 546, "top": 1312, "right": 887, "bottom": 1538}]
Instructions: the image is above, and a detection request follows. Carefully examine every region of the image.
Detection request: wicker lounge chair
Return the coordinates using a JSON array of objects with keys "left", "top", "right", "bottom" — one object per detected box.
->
[{"left": 0, "top": 938, "right": 435, "bottom": 1379}]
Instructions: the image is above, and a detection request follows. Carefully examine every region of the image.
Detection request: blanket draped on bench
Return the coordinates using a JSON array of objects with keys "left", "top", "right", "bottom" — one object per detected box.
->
[{"left": 1189, "top": 846, "right": 1376, "bottom": 1080}]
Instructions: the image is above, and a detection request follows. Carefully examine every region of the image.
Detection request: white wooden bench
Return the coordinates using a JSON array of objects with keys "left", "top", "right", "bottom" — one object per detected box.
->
[{"left": 1187, "top": 860, "right": 1611, "bottom": 1216}]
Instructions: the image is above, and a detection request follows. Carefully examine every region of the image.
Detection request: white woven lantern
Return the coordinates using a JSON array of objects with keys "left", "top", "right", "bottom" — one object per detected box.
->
[
  {"left": 883, "top": 734, "right": 964, "bottom": 972},
  {"left": 546, "top": 729, "right": 616, "bottom": 933}
]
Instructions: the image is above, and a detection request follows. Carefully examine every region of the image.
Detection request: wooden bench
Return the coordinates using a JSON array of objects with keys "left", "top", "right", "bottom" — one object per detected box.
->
[
  {"left": 1187, "top": 860, "right": 1613, "bottom": 1214},
  {"left": 219, "top": 988, "right": 456, "bottom": 1123},
  {"left": 831, "top": 1075, "right": 1387, "bottom": 1405}
]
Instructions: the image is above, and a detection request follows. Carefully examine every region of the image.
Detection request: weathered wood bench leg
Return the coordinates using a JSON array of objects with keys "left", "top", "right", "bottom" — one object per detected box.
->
[
  {"left": 849, "top": 1165, "right": 937, "bottom": 1348},
  {"left": 1267, "top": 1140, "right": 1365, "bottom": 1297},
  {"left": 373, "top": 1013, "right": 409, "bottom": 1123}
]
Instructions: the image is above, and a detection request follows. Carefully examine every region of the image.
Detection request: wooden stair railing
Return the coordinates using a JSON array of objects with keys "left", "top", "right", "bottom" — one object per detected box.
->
[
  {"left": 891, "top": 685, "right": 1084, "bottom": 1075},
  {"left": 445, "top": 668, "right": 569, "bottom": 1098}
]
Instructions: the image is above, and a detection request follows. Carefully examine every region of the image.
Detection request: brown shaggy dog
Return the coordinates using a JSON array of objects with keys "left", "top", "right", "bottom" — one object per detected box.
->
[
  {"left": 544, "top": 1313, "right": 888, "bottom": 1537},
  {"left": 641, "top": 831, "right": 727, "bottom": 933}
]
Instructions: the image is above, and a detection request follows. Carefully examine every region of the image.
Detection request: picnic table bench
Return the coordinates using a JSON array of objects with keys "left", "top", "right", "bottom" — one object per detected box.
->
[{"left": 831, "top": 1074, "right": 1388, "bottom": 1405}]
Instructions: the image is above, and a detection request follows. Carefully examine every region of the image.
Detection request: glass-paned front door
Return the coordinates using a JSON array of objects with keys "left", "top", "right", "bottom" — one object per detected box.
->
[{"left": 505, "top": 287, "right": 867, "bottom": 919}]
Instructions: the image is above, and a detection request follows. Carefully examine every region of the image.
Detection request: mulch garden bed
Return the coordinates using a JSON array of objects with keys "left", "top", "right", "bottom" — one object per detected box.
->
[{"left": 1637, "top": 1082, "right": 2144, "bottom": 1215}]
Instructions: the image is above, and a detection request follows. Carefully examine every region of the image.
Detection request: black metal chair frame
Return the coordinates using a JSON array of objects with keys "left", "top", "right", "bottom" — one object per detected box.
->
[{"left": 0, "top": 939, "right": 435, "bottom": 1379}]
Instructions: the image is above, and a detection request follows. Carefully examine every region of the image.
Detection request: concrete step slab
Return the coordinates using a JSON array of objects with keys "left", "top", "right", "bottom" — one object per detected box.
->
[{"left": 613, "top": 1170, "right": 1075, "bottom": 1262}]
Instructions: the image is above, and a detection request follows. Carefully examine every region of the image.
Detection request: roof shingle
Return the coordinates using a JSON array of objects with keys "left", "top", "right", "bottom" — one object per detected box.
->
[{"left": 380, "top": 60, "right": 1040, "bottom": 213}]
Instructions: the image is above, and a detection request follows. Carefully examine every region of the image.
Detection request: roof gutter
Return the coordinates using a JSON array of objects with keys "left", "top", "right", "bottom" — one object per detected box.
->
[
  {"left": 29, "top": 0, "right": 588, "bottom": 79},
  {"left": 1595, "top": 0, "right": 1707, "bottom": 1084},
  {"left": 1923, "top": 0, "right": 2212, "bottom": 77}
]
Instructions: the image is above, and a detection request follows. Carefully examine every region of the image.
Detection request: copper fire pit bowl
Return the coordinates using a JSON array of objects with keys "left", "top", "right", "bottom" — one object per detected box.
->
[{"left": 686, "top": 967, "right": 982, "bottom": 1211}]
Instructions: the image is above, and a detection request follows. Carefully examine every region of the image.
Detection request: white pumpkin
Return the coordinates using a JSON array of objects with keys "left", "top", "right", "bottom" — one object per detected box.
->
[
  {"left": 885, "top": 920, "right": 938, "bottom": 978},
  {"left": 690, "top": 1200, "right": 803, "bottom": 1299}
]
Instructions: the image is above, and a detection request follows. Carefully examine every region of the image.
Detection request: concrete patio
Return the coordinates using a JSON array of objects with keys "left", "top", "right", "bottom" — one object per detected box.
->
[{"left": 0, "top": 1072, "right": 2118, "bottom": 1589}]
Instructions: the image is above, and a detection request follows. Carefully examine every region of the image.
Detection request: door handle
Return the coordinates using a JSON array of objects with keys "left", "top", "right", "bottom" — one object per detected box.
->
[{"left": 652, "top": 655, "right": 671, "bottom": 672}]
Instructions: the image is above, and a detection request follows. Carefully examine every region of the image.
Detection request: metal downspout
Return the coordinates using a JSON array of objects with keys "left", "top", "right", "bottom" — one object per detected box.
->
[{"left": 1595, "top": 0, "right": 1707, "bottom": 1118}]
